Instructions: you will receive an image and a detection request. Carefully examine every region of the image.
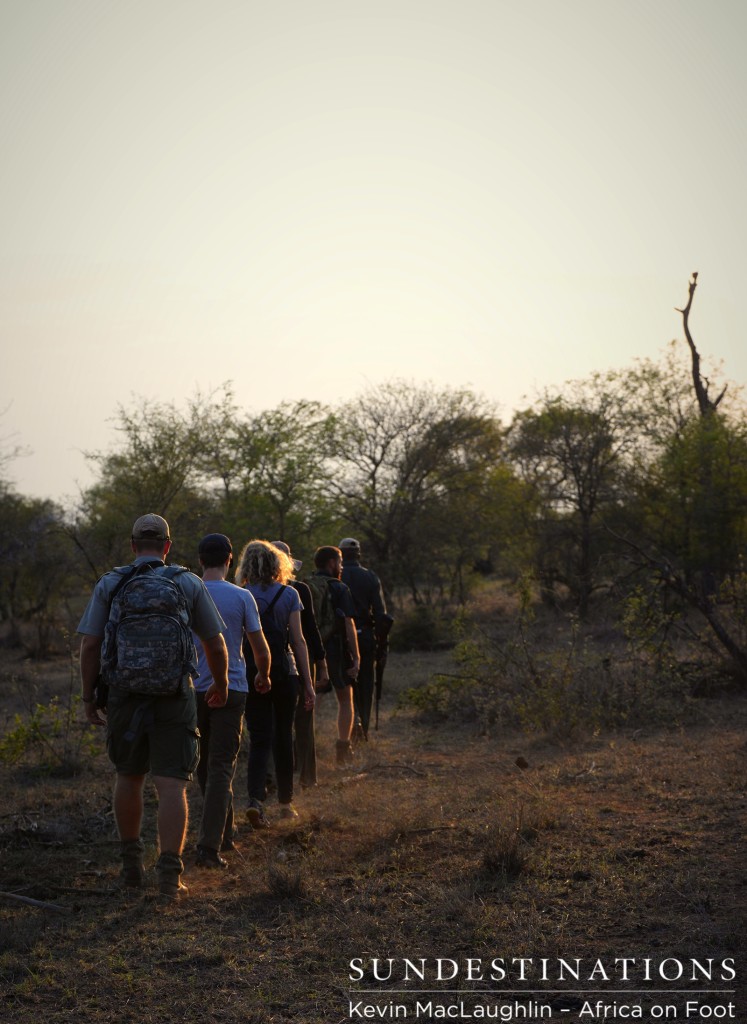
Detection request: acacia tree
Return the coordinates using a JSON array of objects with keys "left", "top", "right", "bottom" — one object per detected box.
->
[
  {"left": 328, "top": 380, "right": 510, "bottom": 602},
  {"left": 72, "top": 391, "right": 227, "bottom": 576},
  {"left": 233, "top": 400, "right": 336, "bottom": 547},
  {"left": 507, "top": 374, "right": 636, "bottom": 616},
  {"left": 72, "top": 389, "right": 339, "bottom": 574}
]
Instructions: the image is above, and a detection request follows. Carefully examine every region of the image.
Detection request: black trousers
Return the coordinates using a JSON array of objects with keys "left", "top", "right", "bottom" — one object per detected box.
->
[
  {"left": 245, "top": 675, "right": 299, "bottom": 805},
  {"left": 352, "top": 628, "right": 376, "bottom": 735}
]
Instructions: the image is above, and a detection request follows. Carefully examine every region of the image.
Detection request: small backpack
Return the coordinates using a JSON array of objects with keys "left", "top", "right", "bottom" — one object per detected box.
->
[
  {"left": 304, "top": 573, "right": 338, "bottom": 644},
  {"left": 100, "top": 562, "right": 197, "bottom": 696},
  {"left": 244, "top": 585, "right": 291, "bottom": 685}
]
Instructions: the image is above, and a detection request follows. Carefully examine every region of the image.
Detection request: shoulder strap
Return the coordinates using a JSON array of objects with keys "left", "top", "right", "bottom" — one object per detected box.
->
[
  {"left": 106, "top": 564, "right": 141, "bottom": 610},
  {"left": 262, "top": 584, "right": 287, "bottom": 616},
  {"left": 161, "top": 565, "right": 188, "bottom": 582},
  {"left": 107, "top": 561, "right": 185, "bottom": 610}
]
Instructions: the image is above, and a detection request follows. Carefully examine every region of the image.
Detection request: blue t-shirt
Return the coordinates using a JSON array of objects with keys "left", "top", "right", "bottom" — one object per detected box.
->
[
  {"left": 192, "top": 580, "right": 261, "bottom": 694},
  {"left": 244, "top": 582, "right": 302, "bottom": 627},
  {"left": 244, "top": 582, "right": 303, "bottom": 676}
]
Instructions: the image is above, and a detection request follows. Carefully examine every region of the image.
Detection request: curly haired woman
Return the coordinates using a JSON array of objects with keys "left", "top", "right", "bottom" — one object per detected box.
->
[{"left": 236, "top": 539, "right": 315, "bottom": 825}]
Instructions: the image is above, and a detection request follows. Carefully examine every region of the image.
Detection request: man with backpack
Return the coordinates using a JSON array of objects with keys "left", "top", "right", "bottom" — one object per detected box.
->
[
  {"left": 78, "top": 514, "right": 228, "bottom": 901},
  {"left": 306, "top": 545, "right": 360, "bottom": 765},
  {"left": 339, "top": 537, "right": 390, "bottom": 740},
  {"left": 192, "top": 533, "right": 270, "bottom": 868}
]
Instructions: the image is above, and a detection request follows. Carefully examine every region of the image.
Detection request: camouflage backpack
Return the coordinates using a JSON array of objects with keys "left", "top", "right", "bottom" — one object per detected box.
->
[
  {"left": 305, "top": 573, "right": 338, "bottom": 644},
  {"left": 100, "top": 562, "right": 197, "bottom": 696}
]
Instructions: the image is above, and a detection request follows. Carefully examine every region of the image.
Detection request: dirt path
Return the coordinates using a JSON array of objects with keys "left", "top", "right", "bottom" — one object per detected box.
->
[{"left": 0, "top": 650, "right": 744, "bottom": 1022}]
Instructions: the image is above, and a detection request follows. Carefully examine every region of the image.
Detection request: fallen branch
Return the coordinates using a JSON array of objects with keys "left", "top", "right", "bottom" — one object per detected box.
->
[
  {"left": 53, "top": 886, "right": 114, "bottom": 896},
  {"left": 0, "top": 890, "right": 72, "bottom": 914},
  {"left": 396, "top": 825, "right": 456, "bottom": 837},
  {"left": 366, "top": 763, "right": 427, "bottom": 777}
]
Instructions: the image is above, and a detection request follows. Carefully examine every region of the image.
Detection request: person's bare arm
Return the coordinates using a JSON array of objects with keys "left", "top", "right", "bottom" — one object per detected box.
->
[
  {"left": 79, "top": 635, "right": 105, "bottom": 727},
  {"left": 245, "top": 629, "right": 271, "bottom": 693},
  {"left": 202, "top": 634, "right": 229, "bottom": 707},
  {"left": 289, "top": 611, "right": 315, "bottom": 710}
]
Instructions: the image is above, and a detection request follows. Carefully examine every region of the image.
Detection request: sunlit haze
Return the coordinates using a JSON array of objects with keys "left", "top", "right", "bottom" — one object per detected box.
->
[{"left": 1, "top": 1, "right": 745, "bottom": 500}]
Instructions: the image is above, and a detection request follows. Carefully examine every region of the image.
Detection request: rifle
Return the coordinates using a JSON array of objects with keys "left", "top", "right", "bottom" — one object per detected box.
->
[{"left": 374, "top": 614, "right": 395, "bottom": 731}]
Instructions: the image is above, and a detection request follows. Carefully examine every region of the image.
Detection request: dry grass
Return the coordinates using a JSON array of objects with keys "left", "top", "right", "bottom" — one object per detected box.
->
[{"left": 0, "top": 644, "right": 745, "bottom": 1022}]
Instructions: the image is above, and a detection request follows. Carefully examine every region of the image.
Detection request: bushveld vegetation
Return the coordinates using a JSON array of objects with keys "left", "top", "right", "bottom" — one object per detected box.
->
[
  {"left": 0, "top": 276, "right": 745, "bottom": 1020},
  {"left": 2, "top": 276, "right": 746, "bottom": 686}
]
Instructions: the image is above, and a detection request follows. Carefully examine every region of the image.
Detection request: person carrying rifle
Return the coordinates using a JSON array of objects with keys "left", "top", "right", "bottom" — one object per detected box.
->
[{"left": 339, "top": 538, "right": 391, "bottom": 739}]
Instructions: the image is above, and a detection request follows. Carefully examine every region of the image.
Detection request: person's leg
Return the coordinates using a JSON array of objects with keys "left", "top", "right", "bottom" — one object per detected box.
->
[
  {"left": 113, "top": 773, "right": 146, "bottom": 841},
  {"left": 113, "top": 773, "right": 147, "bottom": 887},
  {"left": 152, "top": 776, "right": 190, "bottom": 899},
  {"left": 149, "top": 688, "right": 199, "bottom": 898},
  {"left": 152, "top": 775, "right": 189, "bottom": 853},
  {"left": 355, "top": 632, "right": 376, "bottom": 737},
  {"left": 245, "top": 687, "right": 273, "bottom": 826},
  {"left": 197, "top": 691, "right": 244, "bottom": 854},
  {"left": 194, "top": 691, "right": 211, "bottom": 796},
  {"left": 294, "top": 695, "right": 317, "bottom": 787},
  {"left": 335, "top": 684, "right": 354, "bottom": 742},
  {"left": 326, "top": 642, "right": 353, "bottom": 742},
  {"left": 107, "top": 691, "right": 151, "bottom": 884},
  {"left": 272, "top": 676, "right": 299, "bottom": 806}
]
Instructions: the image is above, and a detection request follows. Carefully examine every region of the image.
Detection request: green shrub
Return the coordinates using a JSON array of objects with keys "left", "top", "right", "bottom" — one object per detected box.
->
[
  {"left": 0, "top": 693, "right": 101, "bottom": 776},
  {"left": 400, "top": 579, "right": 696, "bottom": 737},
  {"left": 389, "top": 605, "right": 449, "bottom": 652}
]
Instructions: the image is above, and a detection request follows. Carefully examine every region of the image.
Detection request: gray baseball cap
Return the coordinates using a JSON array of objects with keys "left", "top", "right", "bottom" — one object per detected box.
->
[
  {"left": 271, "top": 540, "right": 302, "bottom": 572},
  {"left": 131, "top": 513, "right": 170, "bottom": 541}
]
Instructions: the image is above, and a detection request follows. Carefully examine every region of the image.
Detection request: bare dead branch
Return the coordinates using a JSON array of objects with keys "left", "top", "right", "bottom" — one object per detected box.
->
[
  {"left": 0, "top": 890, "right": 72, "bottom": 914},
  {"left": 675, "top": 272, "right": 726, "bottom": 416},
  {"left": 365, "top": 763, "right": 428, "bottom": 777}
]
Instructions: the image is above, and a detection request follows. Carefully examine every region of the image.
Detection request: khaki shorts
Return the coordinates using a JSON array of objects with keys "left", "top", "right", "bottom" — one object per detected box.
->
[
  {"left": 106, "top": 685, "right": 200, "bottom": 780},
  {"left": 325, "top": 641, "right": 353, "bottom": 691}
]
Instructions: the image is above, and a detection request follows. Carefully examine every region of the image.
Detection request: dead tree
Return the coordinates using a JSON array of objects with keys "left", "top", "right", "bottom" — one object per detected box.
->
[{"left": 675, "top": 272, "right": 727, "bottom": 417}]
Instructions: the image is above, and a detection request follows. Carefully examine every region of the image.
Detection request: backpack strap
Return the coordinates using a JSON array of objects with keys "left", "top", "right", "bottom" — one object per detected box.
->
[
  {"left": 106, "top": 559, "right": 180, "bottom": 609},
  {"left": 106, "top": 563, "right": 142, "bottom": 608},
  {"left": 261, "top": 584, "right": 287, "bottom": 616},
  {"left": 161, "top": 565, "right": 189, "bottom": 582}
]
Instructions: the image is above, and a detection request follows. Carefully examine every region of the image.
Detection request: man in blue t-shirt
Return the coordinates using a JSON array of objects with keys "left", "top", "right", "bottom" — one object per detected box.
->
[{"left": 192, "top": 534, "right": 271, "bottom": 868}]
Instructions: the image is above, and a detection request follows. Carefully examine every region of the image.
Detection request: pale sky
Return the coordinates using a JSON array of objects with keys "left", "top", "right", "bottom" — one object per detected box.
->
[{"left": 1, "top": 0, "right": 745, "bottom": 501}]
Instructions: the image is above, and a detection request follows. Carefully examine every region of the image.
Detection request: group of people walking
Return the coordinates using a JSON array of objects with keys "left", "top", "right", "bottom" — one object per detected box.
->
[{"left": 77, "top": 513, "right": 390, "bottom": 900}]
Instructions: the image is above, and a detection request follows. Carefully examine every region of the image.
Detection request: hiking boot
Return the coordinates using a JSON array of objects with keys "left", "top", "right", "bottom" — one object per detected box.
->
[
  {"left": 156, "top": 851, "right": 187, "bottom": 901},
  {"left": 336, "top": 739, "right": 355, "bottom": 766},
  {"left": 246, "top": 798, "right": 269, "bottom": 830},
  {"left": 195, "top": 846, "right": 228, "bottom": 869},
  {"left": 352, "top": 720, "right": 367, "bottom": 743},
  {"left": 278, "top": 803, "right": 299, "bottom": 820},
  {"left": 119, "top": 837, "right": 145, "bottom": 889},
  {"left": 159, "top": 878, "right": 189, "bottom": 902}
]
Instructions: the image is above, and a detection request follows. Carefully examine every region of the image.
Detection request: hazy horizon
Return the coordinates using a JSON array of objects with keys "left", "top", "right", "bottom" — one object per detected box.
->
[{"left": 2, "top": 1, "right": 745, "bottom": 502}]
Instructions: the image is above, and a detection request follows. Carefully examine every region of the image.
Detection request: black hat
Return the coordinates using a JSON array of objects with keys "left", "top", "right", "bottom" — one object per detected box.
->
[{"left": 198, "top": 533, "right": 233, "bottom": 561}]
